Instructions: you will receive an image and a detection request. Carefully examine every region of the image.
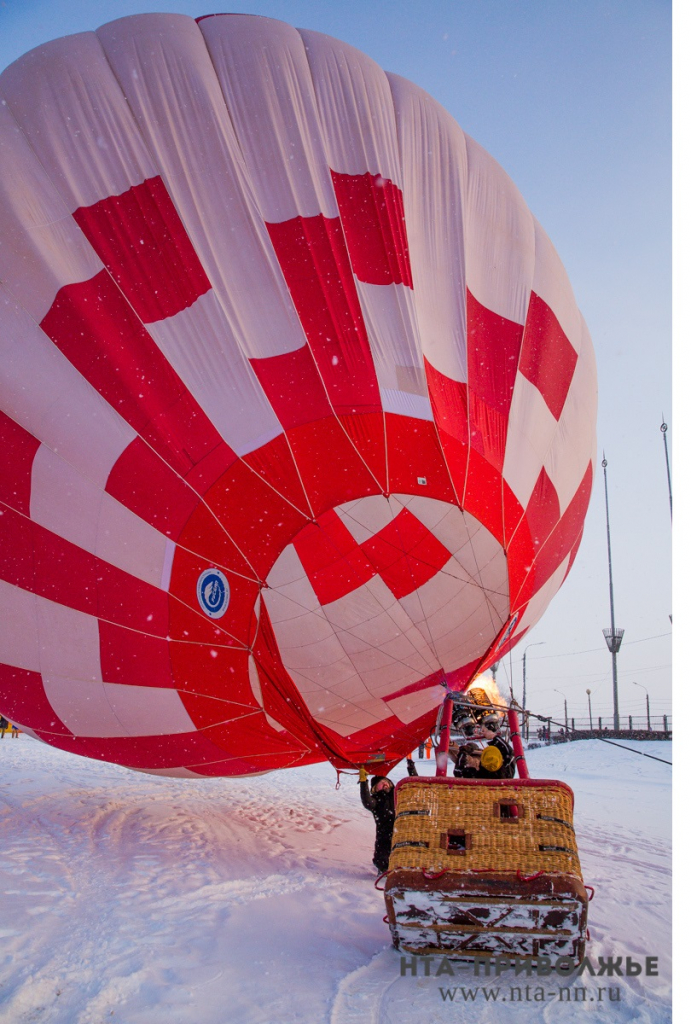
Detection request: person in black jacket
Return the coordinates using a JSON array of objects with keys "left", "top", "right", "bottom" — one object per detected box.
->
[
  {"left": 478, "top": 713, "right": 515, "bottom": 778},
  {"left": 359, "top": 758, "right": 418, "bottom": 873},
  {"left": 453, "top": 741, "right": 482, "bottom": 778}
]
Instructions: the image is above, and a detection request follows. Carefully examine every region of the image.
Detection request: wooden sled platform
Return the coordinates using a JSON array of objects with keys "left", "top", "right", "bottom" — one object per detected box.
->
[{"left": 383, "top": 776, "right": 588, "bottom": 962}]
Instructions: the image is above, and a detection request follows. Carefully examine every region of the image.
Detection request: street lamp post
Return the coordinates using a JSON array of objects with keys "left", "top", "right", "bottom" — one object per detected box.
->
[
  {"left": 632, "top": 681, "right": 651, "bottom": 732},
  {"left": 554, "top": 689, "right": 569, "bottom": 737},
  {"left": 586, "top": 689, "right": 593, "bottom": 732},
  {"left": 602, "top": 455, "right": 623, "bottom": 730},
  {"left": 521, "top": 642, "right": 545, "bottom": 740}
]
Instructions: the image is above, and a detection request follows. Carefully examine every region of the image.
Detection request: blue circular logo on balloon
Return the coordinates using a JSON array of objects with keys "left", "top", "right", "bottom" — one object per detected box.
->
[{"left": 197, "top": 568, "right": 230, "bottom": 619}]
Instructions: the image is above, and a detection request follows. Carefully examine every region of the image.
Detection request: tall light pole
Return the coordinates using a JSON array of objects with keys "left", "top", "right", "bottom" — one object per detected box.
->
[
  {"left": 522, "top": 642, "right": 545, "bottom": 739},
  {"left": 554, "top": 689, "right": 568, "bottom": 735},
  {"left": 586, "top": 688, "right": 593, "bottom": 732},
  {"left": 632, "top": 681, "right": 651, "bottom": 732},
  {"left": 602, "top": 454, "right": 623, "bottom": 730},
  {"left": 660, "top": 417, "right": 672, "bottom": 522}
]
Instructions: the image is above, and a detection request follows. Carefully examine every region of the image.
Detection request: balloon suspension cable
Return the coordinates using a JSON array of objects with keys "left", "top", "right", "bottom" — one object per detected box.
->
[
  {"left": 432, "top": 691, "right": 671, "bottom": 768},
  {"left": 431, "top": 701, "right": 445, "bottom": 748},
  {"left": 435, "top": 694, "right": 455, "bottom": 777},
  {"left": 432, "top": 676, "right": 454, "bottom": 745},
  {"left": 506, "top": 705, "right": 529, "bottom": 779},
  {"left": 432, "top": 686, "right": 523, "bottom": 777},
  {"left": 438, "top": 691, "right": 514, "bottom": 719},
  {"left": 523, "top": 709, "right": 672, "bottom": 766}
]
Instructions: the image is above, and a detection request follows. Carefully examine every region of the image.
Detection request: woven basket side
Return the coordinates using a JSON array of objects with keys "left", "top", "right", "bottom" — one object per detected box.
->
[{"left": 389, "top": 781, "right": 582, "bottom": 879}]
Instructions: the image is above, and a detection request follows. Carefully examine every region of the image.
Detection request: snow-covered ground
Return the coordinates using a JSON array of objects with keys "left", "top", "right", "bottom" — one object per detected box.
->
[{"left": 0, "top": 736, "right": 671, "bottom": 1023}]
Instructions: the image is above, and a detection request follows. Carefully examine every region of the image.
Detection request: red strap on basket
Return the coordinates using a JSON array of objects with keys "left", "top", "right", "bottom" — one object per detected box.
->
[
  {"left": 422, "top": 869, "right": 447, "bottom": 880},
  {"left": 374, "top": 870, "right": 391, "bottom": 890},
  {"left": 585, "top": 884, "right": 595, "bottom": 901},
  {"left": 517, "top": 870, "right": 545, "bottom": 882},
  {"left": 382, "top": 915, "right": 390, "bottom": 924}
]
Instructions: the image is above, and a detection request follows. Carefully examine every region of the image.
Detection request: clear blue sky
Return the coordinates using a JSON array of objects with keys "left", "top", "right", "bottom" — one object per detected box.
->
[{"left": 0, "top": 0, "right": 672, "bottom": 726}]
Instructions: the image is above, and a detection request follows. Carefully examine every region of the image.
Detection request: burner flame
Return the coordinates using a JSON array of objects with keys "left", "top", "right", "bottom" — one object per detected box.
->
[{"left": 467, "top": 672, "right": 508, "bottom": 710}]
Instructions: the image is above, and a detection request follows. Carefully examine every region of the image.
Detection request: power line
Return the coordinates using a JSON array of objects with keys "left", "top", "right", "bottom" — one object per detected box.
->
[
  {"left": 530, "top": 664, "right": 672, "bottom": 690},
  {"left": 529, "top": 631, "right": 671, "bottom": 661}
]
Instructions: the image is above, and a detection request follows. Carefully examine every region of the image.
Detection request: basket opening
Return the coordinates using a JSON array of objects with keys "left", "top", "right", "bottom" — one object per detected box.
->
[
  {"left": 442, "top": 829, "right": 468, "bottom": 854},
  {"left": 494, "top": 799, "right": 523, "bottom": 820}
]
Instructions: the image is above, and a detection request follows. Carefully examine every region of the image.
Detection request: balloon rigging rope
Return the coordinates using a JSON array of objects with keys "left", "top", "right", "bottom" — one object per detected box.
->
[
  {"left": 264, "top": 629, "right": 438, "bottom": 678},
  {"left": 525, "top": 710, "right": 672, "bottom": 765},
  {"left": 459, "top": 508, "right": 503, "bottom": 641},
  {"left": 310, "top": 499, "right": 510, "bottom": 600},
  {"left": 385, "top": 495, "right": 444, "bottom": 670},
  {"left": 270, "top": 307, "right": 387, "bottom": 498},
  {"left": 252, "top": 528, "right": 450, "bottom": 688},
  {"left": 294, "top": 491, "right": 505, "bottom": 687},
  {"left": 431, "top": 697, "right": 672, "bottom": 766},
  {"left": 0, "top": 199, "right": 290, "bottom": 588},
  {"left": 424, "top": 399, "right": 506, "bottom": 641},
  {"left": 383, "top": 409, "right": 391, "bottom": 496}
]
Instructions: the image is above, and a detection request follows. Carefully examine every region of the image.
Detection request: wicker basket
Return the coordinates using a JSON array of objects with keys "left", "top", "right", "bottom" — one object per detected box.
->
[{"left": 384, "top": 777, "right": 588, "bottom": 961}]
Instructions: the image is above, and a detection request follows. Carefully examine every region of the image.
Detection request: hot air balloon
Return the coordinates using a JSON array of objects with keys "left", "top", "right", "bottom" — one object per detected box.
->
[{"left": 0, "top": 13, "right": 597, "bottom": 779}]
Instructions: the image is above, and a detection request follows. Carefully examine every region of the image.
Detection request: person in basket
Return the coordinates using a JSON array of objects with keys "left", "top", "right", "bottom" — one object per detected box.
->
[
  {"left": 453, "top": 741, "right": 482, "bottom": 778},
  {"left": 478, "top": 713, "right": 515, "bottom": 778}
]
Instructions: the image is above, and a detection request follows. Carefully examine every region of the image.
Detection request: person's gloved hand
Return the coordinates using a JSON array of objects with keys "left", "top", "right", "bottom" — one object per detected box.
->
[{"left": 359, "top": 767, "right": 368, "bottom": 783}]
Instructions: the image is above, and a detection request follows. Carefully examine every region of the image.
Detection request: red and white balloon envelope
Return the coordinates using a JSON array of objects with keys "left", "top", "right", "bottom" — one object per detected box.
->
[{"left": 0, "top": 14, "right": 596, "bottom": 778}]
